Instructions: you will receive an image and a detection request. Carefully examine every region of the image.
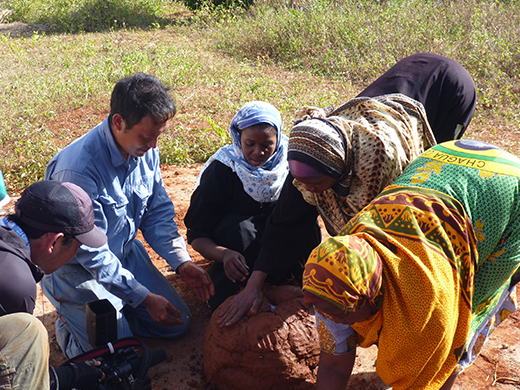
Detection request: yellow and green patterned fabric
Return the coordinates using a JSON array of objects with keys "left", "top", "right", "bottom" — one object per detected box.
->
[
  {"left": 303, "top": 140, "right": 520, "bottom": 389},
  {"left": 393, "top": 140, "right": 520, "bottom": 337}
]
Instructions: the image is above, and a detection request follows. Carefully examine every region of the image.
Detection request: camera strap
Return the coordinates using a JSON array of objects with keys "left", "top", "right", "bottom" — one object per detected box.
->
[
  {"left": 65, "top": 337, "right": 147, "bottom": 362},
  {"left": 64, "top": 337, "right": 153, "bottom": 384}
]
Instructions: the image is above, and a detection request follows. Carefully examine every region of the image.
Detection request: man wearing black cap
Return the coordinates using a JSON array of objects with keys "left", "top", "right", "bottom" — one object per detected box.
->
[
  {"left": 43, "top": 73, "right": 214, "bottom": 359},
  {"left": 0, "top": 180, "right": 107, "bottom": 389}
]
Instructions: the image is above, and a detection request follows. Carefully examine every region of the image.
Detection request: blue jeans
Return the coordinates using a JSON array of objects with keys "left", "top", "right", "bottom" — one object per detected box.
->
[{"left": 41, "top": 240, "right": 191, "bottom": 359}]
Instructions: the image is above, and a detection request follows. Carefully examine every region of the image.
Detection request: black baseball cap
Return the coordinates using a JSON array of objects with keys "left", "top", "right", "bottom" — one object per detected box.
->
[{"left": 15, "top": 181, "right": 107, "bottom": 248}]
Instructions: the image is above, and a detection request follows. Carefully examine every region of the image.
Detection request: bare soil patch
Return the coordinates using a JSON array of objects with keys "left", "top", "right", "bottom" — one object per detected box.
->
[{"left": 0, "top": 21, "right": 51, "bottom": 37}]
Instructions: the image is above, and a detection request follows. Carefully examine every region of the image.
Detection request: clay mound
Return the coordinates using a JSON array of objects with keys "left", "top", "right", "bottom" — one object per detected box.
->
[{"left": 203, "top": 285, "right": 320, "bottom": 390}]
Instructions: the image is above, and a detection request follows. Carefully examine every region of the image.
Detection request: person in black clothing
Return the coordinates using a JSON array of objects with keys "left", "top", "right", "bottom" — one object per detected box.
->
[
  {"left": 184, "top": 101, "right": 320, "bottom": 311},
  {"left": 217, "top": 53, "right": 477, "bottom": 327},
  {"left": 357, "top": 52, "right": 477, "bottom": 143},
  {"left": 0, "top": 179, "right": 107, "bottom": 389}
]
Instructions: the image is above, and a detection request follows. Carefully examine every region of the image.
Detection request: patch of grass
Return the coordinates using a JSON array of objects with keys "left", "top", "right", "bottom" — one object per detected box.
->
[
  {"left": 180, "top": 0, "right": 254, "bottom": 12},
  {"left": 160, "top": 124, "right": 227, "bottom": 165},
  {"left": 204, "top": 0, "right": 520, "bottom": 126},
  {"left": 0, "top": 27, "right": 353, "bottom": 192},
  {"left": 2, "top": 123, "right": 58, "bottom": 191}
]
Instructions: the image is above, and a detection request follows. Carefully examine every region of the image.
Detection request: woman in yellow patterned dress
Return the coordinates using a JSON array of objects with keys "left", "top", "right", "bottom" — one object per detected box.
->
[{"left": 302, "top": 140, "right": 520, "bottom": 390}]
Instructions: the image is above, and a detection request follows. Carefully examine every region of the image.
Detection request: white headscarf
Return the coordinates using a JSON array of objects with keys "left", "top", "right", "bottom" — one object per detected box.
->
[{"left": 196, "top": 101, "right": 289, "bottom": 203}]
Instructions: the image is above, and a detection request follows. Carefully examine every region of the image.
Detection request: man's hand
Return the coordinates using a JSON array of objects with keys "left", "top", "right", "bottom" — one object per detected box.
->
[
  {"left": 221, "top": 250, "right": 249, "bottom": 283},
  {"left": 142, "top": 292, "right": 184, "bottom": 326},
  {"left": 177, "top": 261, "right": 215, "bottom": 302}
]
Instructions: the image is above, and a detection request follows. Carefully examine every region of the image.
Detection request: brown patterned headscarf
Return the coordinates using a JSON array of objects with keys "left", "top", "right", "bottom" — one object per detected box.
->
[
  {"left": 287, "top": 94, "right": 436, "bottom": 235},
  {"left": 288, "top": 117, "right": 354, "bottom": 195}
]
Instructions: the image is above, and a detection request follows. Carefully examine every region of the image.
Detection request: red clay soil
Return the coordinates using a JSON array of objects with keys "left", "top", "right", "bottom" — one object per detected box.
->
[{"left": 203, "top": 285, "right": 320, "bottom": 390}]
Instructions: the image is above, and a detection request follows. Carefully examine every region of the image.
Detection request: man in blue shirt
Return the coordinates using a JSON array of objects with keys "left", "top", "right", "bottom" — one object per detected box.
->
[{"left": 43, "top": 73, "right": 214, "bottom": 358}]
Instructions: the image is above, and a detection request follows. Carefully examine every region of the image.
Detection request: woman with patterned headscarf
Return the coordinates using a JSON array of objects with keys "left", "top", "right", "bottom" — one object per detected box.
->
[
  {"left": 288, "top": 93, "right": 437, "bottom": 236},
  {"left": 303, "top": 140, "right": 520, "bottom": 390},
  {"left": 287, "top": 52, "right": 476, "bottom": 237},
  {"left": 185, "top": 101, "right": 293, "bottom": 311}
]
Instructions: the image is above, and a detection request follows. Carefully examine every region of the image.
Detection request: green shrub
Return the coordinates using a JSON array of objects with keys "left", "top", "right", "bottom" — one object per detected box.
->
[
  {"left": 180, "top": 0, "right": 254, "bottom": 12},
  {"left": 5, "top": 0, "right": 168, "bottom": 32}
]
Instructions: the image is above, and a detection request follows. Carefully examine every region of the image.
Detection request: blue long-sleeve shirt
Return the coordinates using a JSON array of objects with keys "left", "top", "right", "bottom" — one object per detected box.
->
[{"left": 45, "top": 117, "right": 191, "bottom": 307}]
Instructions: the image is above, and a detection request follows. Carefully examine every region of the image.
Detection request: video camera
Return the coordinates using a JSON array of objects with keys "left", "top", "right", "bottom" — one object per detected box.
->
[{"left": 65, "top": 299, "right": 167, "bottom": 390}]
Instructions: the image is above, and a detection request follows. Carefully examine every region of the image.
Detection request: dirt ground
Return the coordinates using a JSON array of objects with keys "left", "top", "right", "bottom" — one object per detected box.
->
[{"left": 21, "top": 162, "right": 519, "bottom": 390}]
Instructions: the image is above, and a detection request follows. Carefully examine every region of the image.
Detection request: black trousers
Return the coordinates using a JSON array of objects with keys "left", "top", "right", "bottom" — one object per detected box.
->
[
  {"left": 357, "top": 52, "right": 477, "bottom": 144},
  {"left": 206, "top": 212, "right": 304, "bottom": 311},
  {"left": 207, "top": 213, "right": 265, "bottom": 312}
]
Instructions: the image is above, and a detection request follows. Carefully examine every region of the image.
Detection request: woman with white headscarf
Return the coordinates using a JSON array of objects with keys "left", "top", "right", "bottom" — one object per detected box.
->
[
  {"left": 217, "top": 53, "right": 477, "bottom": 327},
  {"left": 185, "top": 101, "right": 295, "bottom": 311}
]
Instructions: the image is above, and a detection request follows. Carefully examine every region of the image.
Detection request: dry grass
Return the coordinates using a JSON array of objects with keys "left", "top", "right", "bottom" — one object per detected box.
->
[{"left": 0, "top": 0, "right": 519, "bottom": 192}]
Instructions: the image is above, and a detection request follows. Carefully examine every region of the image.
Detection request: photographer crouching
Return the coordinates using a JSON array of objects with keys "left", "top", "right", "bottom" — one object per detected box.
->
[{"left": 0, "top": 178, "right": 107, "bottom": 389}]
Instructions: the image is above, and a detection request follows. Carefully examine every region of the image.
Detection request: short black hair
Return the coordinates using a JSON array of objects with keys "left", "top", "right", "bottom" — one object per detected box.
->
[
  {"left": 109, "top": 73, "right": 177, "bottom": 130},
  {"left": 8, "top": 215, "right": 76, "bottom": 247}
]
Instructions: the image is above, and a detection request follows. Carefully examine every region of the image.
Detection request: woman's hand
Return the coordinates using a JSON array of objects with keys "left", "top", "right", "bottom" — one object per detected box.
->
[
  {"left": 216, "top": 270, "right": 267, "bottom": 327},
  {"left": 217, "top": 286, "right": 263, "bottom": 327},
  {"left": 316, "top": 349, "right": 357, "bottom": 390},
  {"left": 221, "top": 249, "right": 249, "bottom": 283}
]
